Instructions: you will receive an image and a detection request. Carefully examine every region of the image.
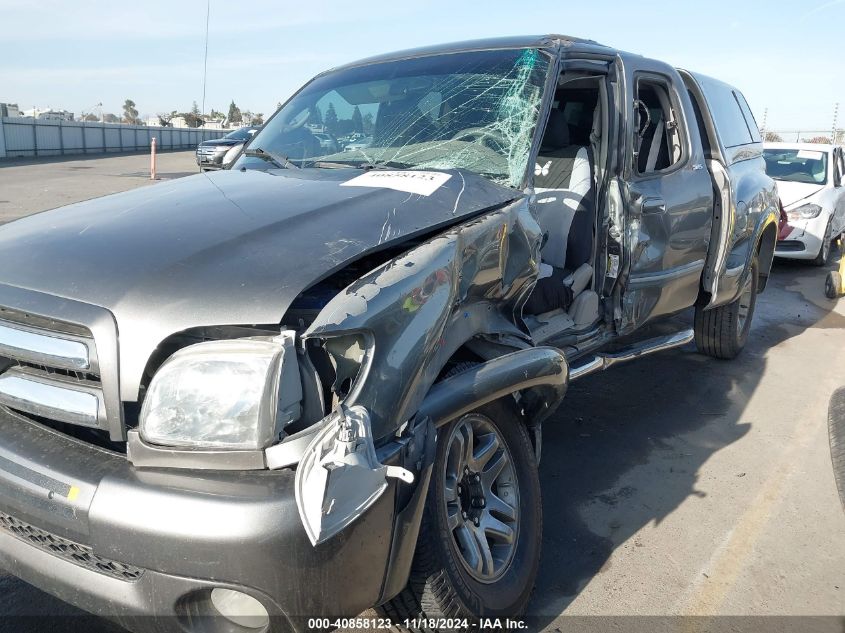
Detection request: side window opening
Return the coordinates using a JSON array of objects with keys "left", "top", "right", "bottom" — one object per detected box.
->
[
  {"left": 635, "top": 80, "right": 683, "bottom": 174},
  {"left": 524, "top": 73, "right": 606, "bottom": 329}
]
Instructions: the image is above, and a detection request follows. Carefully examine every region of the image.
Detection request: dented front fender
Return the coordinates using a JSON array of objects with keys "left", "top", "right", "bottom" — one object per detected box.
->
[{"left": 304, "top": 198, "right": 543, "bottom": 441}]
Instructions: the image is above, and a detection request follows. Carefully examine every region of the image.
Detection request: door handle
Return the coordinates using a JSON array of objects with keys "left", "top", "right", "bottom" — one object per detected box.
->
[{"left": 642, "top": 197, "right": 666, "bottom": 214}]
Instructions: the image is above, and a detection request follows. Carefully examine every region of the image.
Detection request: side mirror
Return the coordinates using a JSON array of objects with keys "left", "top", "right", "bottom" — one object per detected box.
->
[{"left": 222, "top": 142, "right": 245, "bottom": 168}]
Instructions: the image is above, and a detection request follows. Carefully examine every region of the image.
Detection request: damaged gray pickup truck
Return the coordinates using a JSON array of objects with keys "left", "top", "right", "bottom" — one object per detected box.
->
[{"left": 0, "top": 35, "right": 777, "bottom": 632}]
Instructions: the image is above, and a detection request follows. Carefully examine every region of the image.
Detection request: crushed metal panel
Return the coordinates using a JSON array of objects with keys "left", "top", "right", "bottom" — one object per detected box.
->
[{"left": 305, "top": 197, "right": 542, "bottom": 441}]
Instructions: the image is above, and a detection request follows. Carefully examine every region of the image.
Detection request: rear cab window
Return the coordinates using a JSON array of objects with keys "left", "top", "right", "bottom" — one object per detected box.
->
[{"left": 692, "top": 73, "right": 761, "bottom": 156}]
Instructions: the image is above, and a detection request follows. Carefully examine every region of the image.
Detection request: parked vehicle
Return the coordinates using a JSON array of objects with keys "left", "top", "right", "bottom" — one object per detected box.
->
[
  {"left": 764, "top": 142, "right": 845, "bottom": 265},
  {"left": 311, "top": 132, "right": 338, "bottom": 153},
  {"left": 195, "top": 126, "right": 260, "bottom": 170},
  {"left": 0, "top": 35, "right": 777, "bottom": 632},
  {"left": 344, "top": 135, "right": 373, "bottom": 152}
]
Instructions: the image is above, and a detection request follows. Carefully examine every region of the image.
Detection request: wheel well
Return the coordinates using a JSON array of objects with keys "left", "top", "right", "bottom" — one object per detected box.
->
[
  {"left": 438, "top": 344, "right": 541, "bottom": 458},
  {"left": 756, "top": 221, "right": 777, "bottom": 293}
]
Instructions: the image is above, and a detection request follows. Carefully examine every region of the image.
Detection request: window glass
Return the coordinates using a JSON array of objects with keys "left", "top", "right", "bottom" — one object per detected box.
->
[
  {"left": 243, "top": 48, "right": 551, "bottom": 187},
  {"left": 734, "top": 91, "right": 762, "bottom": 143},
  {"left": 695, "top": 75, "right": 752, "bottom": 148},
  {"left": 763, "top": 148, "right": 828, "bottom": 185}
]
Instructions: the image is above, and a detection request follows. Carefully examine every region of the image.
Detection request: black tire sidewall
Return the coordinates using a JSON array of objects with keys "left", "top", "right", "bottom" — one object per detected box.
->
[
  {"left": 813, "top": 219, "right": 833, "bottom": 266},
  {"left": 734, "top": 257, "right": 759, "bottom": 349},
  {"left": 428, "top": 400, "right": 541, "bottom": 619}
]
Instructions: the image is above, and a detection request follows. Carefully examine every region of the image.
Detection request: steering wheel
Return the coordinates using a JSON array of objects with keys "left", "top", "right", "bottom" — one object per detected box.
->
[
  {"left": 451, "top": 127, "right": 507, "bottom": 152},
  {"left": 634, "top": 99, "right": 651, "bottom": 137}
]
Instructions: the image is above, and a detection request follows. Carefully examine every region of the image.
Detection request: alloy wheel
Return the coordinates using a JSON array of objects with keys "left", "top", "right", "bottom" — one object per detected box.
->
[{"left": 442, "top": 413, "right": 520, "bottom": 583}]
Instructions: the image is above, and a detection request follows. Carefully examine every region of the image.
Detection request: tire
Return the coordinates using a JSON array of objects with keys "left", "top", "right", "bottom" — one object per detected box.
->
[
  {"left": 811, "top": 219, "right": 833, "bottom": 267},
  {"left": 695, "top": 256, "right": 759, "bottom": 360},
  {"left": 825, "top": 271, "right": 842, "bottom": 299},
  {"left": 378, "top": 398, "right": 541, "bottom": 631}
]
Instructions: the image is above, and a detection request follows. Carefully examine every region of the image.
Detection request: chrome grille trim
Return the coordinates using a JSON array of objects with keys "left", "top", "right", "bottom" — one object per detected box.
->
[
  {"left": 0, "top": 366, "right": 103, "bottom": 428},
  {"left": 0, "top": 284, "right": 125, "bottom": 441},
  {"left": 0, "top": 320, "right": 91, "bottom": 371}
]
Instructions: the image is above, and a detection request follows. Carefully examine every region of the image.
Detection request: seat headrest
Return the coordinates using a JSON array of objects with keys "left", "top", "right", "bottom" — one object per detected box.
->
[{"left": 540, "top": 110, "right": 569, "bottom": 151}]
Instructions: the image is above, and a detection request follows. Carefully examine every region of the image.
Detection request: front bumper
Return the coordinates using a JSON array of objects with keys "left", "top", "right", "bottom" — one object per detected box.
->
[
  {"left": 0, "top": 407, "right": 398, "bottom": 632},
  {"left": 775, "top": 217, "right": 827, "bottom": 260}
]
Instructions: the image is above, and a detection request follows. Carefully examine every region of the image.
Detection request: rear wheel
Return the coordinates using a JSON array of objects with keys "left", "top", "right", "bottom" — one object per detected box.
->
[
  {"left": 378, "top": 398, "right": 541, "bottom": 631},
  {"left": 695, "top": 257, "right": 758, "bottom": 360}
]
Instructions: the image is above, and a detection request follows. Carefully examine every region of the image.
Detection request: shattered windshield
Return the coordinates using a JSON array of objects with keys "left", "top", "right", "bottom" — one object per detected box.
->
[{"left": 242, "top": 48, "right": 551, "bottom": 187}]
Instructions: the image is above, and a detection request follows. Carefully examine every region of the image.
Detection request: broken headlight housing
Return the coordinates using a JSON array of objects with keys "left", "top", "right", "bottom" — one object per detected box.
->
[
  {"left": 139, "top": 333, "right": 301, "bottom": 450},
  {"left": 787, "top": 203, "right": 822, "bottom": 220}
]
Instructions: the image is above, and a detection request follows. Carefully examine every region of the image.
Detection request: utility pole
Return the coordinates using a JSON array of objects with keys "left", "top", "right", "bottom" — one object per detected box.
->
[
  {"left": 832, "top": 102, "right": 839, "bottom": 144},
  {"left": 201, "top": 0, "right": 210, "bottom": 118}
]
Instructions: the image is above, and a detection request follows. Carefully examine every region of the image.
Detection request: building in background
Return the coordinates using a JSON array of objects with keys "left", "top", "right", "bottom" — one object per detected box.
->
[
  {"left": 21, "top": 107, "right": 74, "bottom": 121},
  {"left": 0, "top": 103, "right": 21, "bottom": 118}
]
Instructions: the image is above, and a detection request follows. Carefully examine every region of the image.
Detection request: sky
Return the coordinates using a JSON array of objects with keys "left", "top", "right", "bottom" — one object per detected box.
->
[{"left": 1, "top": 0, "right": 843, "bottom": 132}]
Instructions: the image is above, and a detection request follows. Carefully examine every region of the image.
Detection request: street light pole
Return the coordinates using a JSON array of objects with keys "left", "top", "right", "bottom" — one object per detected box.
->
[{"left": 201, "top": 0, "right": 210, "bottom": 118}]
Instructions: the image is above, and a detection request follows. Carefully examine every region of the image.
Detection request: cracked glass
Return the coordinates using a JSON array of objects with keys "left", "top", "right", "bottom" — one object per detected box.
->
[{"left": 243, "top": 48, "right": 551, "bottom": 188}]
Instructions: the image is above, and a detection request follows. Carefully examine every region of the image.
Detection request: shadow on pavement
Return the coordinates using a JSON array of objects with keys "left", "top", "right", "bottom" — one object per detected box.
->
[{"left": 529, "top": 250, "right": 845, "bottom": 624}]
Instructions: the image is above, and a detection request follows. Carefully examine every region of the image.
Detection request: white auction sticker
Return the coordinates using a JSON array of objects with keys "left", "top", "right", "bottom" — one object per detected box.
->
[
  {"left": 341, "top": 170, "right": 452, "bottom": 196},
  {"left": 796, "top": 150, "right": 824, "bottom": 160}
]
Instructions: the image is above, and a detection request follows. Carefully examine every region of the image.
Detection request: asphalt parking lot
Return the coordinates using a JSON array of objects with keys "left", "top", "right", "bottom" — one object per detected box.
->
[{"left": 0, "top": 152, "right": 843, "bottom": 632}]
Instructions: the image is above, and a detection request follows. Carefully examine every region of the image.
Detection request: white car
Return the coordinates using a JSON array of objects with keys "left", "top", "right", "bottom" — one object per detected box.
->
[{"left": 764, "top": 142, "right": 845, "bottom": 265}]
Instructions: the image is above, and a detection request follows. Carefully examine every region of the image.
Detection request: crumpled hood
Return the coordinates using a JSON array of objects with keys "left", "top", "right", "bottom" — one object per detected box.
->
[
  {"left": 775, "top": 180, "right": 824, "bottom": 208},
  {"left": 0, "top": 168, "right": 518, "bottom": 398}
]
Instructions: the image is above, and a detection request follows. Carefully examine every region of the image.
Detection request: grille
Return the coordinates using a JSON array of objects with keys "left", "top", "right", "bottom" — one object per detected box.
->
[
  {"left": 197, "top": 145, "right": 223, "bottom": 158},
  {"left": 776, "top": 240, "right": 805, "bottom": 252},
  {"left": 0, "top": 313, "right": 109, "bottom": 433},
  {"left": 0, "top": 510, "right": 144, "bottom": 581}
]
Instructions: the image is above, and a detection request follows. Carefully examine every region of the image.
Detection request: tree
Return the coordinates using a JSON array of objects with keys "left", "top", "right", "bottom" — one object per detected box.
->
[
  {"left": 228, "top": 100, "right": 242, "bottom": 124},
  {"left": 309, "top": 105, "right": 323, "bottom": 127},
  {"left": 183, "top": 111, "right": 204, "bottom": 128},
  {"left": 191, "top": 101, "right": 200, "bottom": 116},
  {"left": 763, "top": 131, "right": 782, "bottom": 142},
  {"left": 806, "top": 136, "right": 832, "bottom": 144},
  {"left": 122, "top": 99, "right": 139, "bottom": 124},
  {"left": 82, "top": 113, "right": 99, "bottom": 122},
  {"left": 157, "top": 114, "right": 173, "bottom": 127},
  {"left": 362, "top": 112, "right": 374, "bottom": 135},
  {"left": 253, "top": 113, "right": 264, "bottom": 125},
  {"left": 351, "top": 106, "right": 363, "bottom": 133},
  {"left": 103, "top": 113, "right": 120, "bottom": 123},
  {"left": 324, "top": 102, "right": 338, "bottom": 135}
]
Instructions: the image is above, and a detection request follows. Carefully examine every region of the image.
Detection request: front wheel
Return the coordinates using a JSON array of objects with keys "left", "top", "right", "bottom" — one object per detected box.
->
[
  {"left": 811, "top": 219, "right": 833, "bottom": 267},
  {"left": 695, "top": 256, "right": 759, "bottom": 359},
  {"left": 379, "top": 399, "right": 541, "bottom": 630}
]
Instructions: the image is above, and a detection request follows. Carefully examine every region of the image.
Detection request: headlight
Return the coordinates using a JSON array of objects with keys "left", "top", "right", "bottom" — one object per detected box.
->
[
  {"left": 787, "top": 203, "right": 823, "bottom": 220},
  {"left": 139, "top": 333, "right": 301, "bottom": 450}
]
